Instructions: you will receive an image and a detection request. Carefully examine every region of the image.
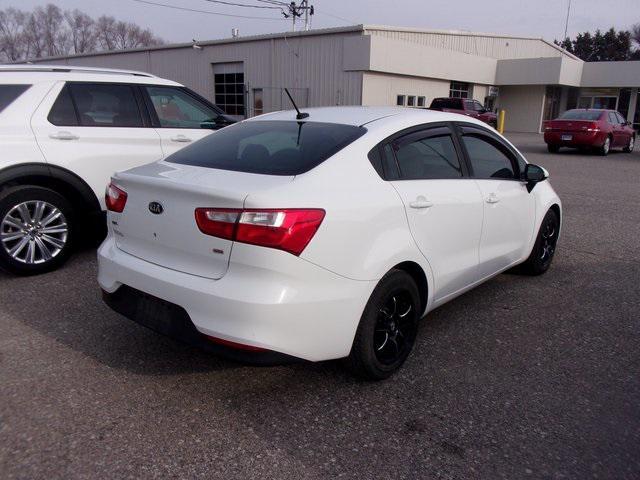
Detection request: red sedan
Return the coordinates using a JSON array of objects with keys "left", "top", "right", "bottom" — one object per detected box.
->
[{"left": 544, "top": 109, "right": 636, "bottom": 156}]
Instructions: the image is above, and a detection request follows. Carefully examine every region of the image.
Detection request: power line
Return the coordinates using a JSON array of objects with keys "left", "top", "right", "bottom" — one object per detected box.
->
[
  {"left": 199, "top": 0, "right": 283, "bottom": 10},
  {"left": 315, "top": 10, "right": 356, "bottom": 25},
  {"left": 129, "top": 0, "right": 286, "bottom": 20}
]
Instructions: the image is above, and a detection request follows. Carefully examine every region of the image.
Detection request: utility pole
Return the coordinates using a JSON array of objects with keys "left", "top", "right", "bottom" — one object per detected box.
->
[
  {"left": 563, "top": 0, "right": 572, "bottom": 40},
  {"left": 282, "top": 1, "right": 314, "bottom": 32}
]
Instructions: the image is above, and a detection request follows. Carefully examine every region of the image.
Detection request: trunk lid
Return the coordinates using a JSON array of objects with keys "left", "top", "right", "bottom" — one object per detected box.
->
[
  {"left": 111, "top": 161, "right": 293, "bottom": 279},
  {"left": 546, "top": 119, "right": 596, "bottom": 133}
]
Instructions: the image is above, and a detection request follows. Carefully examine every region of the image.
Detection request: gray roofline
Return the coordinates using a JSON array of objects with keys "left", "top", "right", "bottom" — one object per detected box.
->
[
  {"left": 362, "top": 25, "right": 581, "bottom": 61},
  {"left": 17, "top": 24, "right": 366, "bottom": 63},
  {"left": 17, "top": 22, "right": 581, "bottom": 64}
]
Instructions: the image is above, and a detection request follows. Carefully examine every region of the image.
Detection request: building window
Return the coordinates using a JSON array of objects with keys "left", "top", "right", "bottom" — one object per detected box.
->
[
  {"left": 407, "top": 95, "right": 416, "bottom": 107},
  {"left": 417, "top": 96, "right": 426, "bottom": 107},
  {"left": 214, "top": 72, "right": 245, "bottom": 116},
  {"left": 449, "top": 81, "right": 472, "bottom": 99},
  {"left": 396, "top": 95, "right": 406, "bottom": 106}
]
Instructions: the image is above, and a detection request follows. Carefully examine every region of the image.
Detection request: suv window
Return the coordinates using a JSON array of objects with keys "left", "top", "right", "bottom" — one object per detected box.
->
[
  {"left": 145, "top": 86, "right": 222, "bottom": 129},
  {"left": 69, "top": 83, "right": 143, "bottom": 127},
  {"left": 48, "top": 86, "right": 78, "bottom": 126},
  {"left": 0, "top": 85, "right": 30, "bottom": 113},
  {"left": 393, "top": 129, "right": 462, "bottom": 180},
  {"left": 166, "top": 120, "right": 366, "bottom": 176},
  {"left": 462, "top": 134, "right": 516, "bottom": 180}
]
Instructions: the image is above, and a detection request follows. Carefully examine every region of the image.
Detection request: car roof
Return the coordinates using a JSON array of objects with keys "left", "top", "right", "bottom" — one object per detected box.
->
[
  {"left": 0, "top": 65, "right": 181, "bottom": 86},
  {"left": 247, "top": 106, "right": 486, "bottom": 128}
]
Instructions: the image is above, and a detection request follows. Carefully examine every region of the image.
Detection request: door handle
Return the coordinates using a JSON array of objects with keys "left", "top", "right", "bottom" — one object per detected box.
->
[
  {"left": 49, "top": 131, "right": 79, "bottom": 140},
  {"left": 170, "top": 135, "right": 192, "bottom": 143},
  {"left": 486, "top": 194, "right": 500, "bottom": 204},
  {"left": 409, "top": 197, "right": 434, "bottom": 209}
]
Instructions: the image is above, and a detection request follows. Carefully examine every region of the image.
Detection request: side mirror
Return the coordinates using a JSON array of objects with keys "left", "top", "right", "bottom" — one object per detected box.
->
[{"left": 524, "top": 164, "right": 548, "bottom": 192}]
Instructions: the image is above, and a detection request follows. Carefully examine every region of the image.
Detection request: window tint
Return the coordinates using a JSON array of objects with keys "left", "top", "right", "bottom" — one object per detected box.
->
[
  {"left": 48, "top": 86, "right": 78, "bottom": 126},
  {"left": 146, "top": 86, "right": 221, "bottom": 129},
  {"left": 166, "top": 120, "right": 366, "bottom": 175},
  {"left": 394, "top": 133, "right": 462, "bottom": 180},
  {"left": 559, "top": 110, "right": 602, "bottom": 121},
  {"left": 462, "top": 135, "right": 516, "bottom": 180},
  {"left": 0, "top": 84, "right": 30, "bottom": 113},
  {"left": 70, "top": 84, "right": 142, "bottom": 127}
]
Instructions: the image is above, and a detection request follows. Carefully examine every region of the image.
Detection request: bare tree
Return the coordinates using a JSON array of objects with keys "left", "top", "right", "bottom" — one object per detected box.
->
[
  {"left": 0, "top": 8, "right": 27, "bottom": 61},
  {"left": 0, "top": 4, "right": 163, "bottom": 62},
  {"left": 65, "top": 10, "right": 96, "bottom": 54}
]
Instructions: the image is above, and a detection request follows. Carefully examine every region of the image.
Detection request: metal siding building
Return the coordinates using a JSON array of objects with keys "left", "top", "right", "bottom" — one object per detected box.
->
[{"left": 23, "top": 25, "right": 640, "bottom": 132}]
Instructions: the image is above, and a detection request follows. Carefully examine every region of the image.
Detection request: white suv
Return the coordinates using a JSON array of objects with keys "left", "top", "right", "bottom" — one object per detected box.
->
[{"left": 0, "top": 65, "right": 233, "bottom": 275}]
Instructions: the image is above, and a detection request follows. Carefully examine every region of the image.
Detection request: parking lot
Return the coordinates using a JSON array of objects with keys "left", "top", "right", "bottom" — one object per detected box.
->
[{"left": 1, "top": 132, "right": 639, "bottom": 479}]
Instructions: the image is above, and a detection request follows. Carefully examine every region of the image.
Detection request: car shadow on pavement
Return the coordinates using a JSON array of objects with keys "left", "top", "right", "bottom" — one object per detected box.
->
[{"left": 0, "top": 248, "right": 244, "bottom": 376}]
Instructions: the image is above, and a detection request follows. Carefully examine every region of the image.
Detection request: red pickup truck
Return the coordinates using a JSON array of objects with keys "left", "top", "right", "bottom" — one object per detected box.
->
[{"left": 429, "top": 97, "right": 497, "bottom": 128}]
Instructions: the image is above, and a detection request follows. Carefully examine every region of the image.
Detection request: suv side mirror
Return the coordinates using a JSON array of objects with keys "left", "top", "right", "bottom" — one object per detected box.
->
[{"left": 524, "top": 164, "right": 548, "bottom": 192}]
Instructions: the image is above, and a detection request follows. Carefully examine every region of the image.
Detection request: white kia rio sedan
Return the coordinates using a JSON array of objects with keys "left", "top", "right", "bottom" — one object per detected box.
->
[{"left": 98, "top": 107, "right": 561, "bottom": 379}]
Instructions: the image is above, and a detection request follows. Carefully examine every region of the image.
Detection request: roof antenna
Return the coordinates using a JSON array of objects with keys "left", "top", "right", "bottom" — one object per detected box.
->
[{"left": 284, "top": 88, "right": 309, "bottom": 120}]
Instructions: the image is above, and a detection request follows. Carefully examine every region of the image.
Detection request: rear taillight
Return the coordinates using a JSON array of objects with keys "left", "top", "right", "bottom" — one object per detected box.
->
[
  {"left": 195, "top": 208, "right": 325, "bottom": 256},
  {"left": 105, "top": 183, "right": 127, "bottom": 213},
  {"left": 585, "top": 122, "right": 600, "bottom": 132}
]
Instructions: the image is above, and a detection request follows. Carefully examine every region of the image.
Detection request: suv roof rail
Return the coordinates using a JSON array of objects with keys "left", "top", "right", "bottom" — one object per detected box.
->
[{"left": 0, "top": 64, "right": 157, "bottom": 78}]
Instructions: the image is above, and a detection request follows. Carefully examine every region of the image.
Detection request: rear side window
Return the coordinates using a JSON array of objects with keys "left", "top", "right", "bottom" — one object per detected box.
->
[
  {"left": 48, "top": 86, "right": 78, "bottom": 126},
  {"left": 462, "top": 135, "right": 516, "bottom": 180},
  {"left": 393, "top": 131, "right": 462, "bottom": 180},
  {"left": 166, "top": 120, "right": 366, "bottom": 175},
  {"left": 69, "top": 83, "right": 143, "bottom": 127},
  {"left": 0, "top": 85, "right": 30, "bottom": 113}
]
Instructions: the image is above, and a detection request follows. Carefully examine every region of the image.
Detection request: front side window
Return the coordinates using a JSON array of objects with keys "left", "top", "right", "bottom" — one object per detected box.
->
[
  {"left": 166, "top": 120, "right": 366, "bottom": 176},
  {"left": 69, "top": 83, "right": 142, "bottom": 127},
  {"left": 608, "top": 112, "right": 618, "bottom": 124},
  {"left": 48, "top": 86, "right": 78, "bottom": 126},
  {"left": 616, "top": 112, "right": 627, "bottom": 124},
  {"left": 0, "top": 84, "right": 30, "bottom": 113},
  {"left": 146, "top": 86, "right": 221, "bottom": 129},
  {"left": 462, "top": 135, "right": 516, "bottom": 180},
  {"left": 393, "top": 131, "right": 463, "bottom": 180}
]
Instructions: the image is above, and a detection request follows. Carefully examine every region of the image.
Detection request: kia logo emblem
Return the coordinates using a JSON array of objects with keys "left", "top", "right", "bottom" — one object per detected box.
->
[{"left": 148, "top": 201, "right": 164, "bottom": 215}]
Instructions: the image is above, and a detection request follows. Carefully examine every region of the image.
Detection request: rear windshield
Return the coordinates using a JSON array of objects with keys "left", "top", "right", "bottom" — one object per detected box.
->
[
  {"left": 430, "top": 98, "right": 460, "bottom": 109},
  {"left": 166, "top": 120, "right": 367, "bottom": 175},
  {"left": 559, "top": 110, "right": 603, "bottom": 121},
  {"left": 0, "top": 85, "right": 30, "bottom": 113}
]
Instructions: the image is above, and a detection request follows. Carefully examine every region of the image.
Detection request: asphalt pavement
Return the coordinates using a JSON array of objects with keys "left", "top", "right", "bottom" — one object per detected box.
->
[{"left": 1, "top": 133, "right": 639, "bottom": 479}]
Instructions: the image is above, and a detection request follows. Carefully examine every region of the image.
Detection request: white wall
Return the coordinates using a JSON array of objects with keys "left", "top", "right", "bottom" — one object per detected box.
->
[
  {"left": 498, "top": 85, "right": 546, "bottom": 133},
  {"left": 361, "top": 72, "right": 449, "bottom": 106}
]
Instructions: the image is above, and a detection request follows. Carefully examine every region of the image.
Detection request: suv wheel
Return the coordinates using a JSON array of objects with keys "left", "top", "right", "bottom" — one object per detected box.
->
[
  {"left": 346, "top": 269, "right": 420, "bottom": 380},
  {"left": 0, "top": 186, "right": 75, "bottom": 275}
]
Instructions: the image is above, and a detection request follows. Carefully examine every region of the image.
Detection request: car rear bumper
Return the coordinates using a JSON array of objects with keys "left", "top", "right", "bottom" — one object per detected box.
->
[
  {"left": 544, "top": 130, "right": 607, "bottom": 147},
  {"left": 98, "top": 236, "right": 375, "bottom": 362}
]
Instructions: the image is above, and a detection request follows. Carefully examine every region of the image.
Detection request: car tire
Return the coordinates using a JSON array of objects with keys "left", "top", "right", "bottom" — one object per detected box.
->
[
  {"left": 519, "top": 209, "right": 559, "bottom": 276},
  {"left": 547, "top": 144, "right": 560, "bottom": 153},
  {"left": 599, "top": 136, "right": 611, "bottom": 156},
  {"left": 623, "top": 135, "right": 635, "bottom": 153},
  {"left": 0, "top": 186, "right": 75, "bottom": 275},
  {"left": 345, "top": 269, "right": 420, "bottom": 380}
]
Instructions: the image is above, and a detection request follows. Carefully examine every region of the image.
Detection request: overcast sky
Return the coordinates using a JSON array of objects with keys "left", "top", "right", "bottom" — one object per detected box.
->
[{"left": 5, "top": 0, "right": 638, "bottom": 45}]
